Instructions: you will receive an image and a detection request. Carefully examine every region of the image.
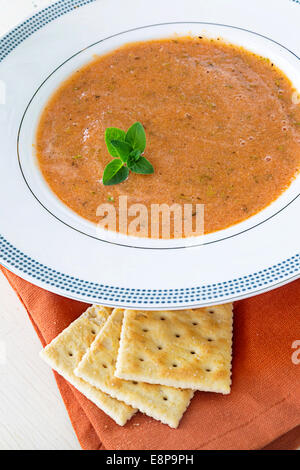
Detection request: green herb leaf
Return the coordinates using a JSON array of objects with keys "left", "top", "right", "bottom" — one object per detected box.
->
[
  {"left": 127, "top": 156, "right": 154, "bottom": 174},
  {"left": 125, "top": 122, "right": 146, "bottom": 153},
  {"left": 105, "top": 128, "right": 126, "bottom": 157},
  {"left": 102, "top": 122, "right": 153, "bottom": 185},
  {"left": 129, "top": 149, "right": 142, "bottom": 162},
  {"left": 111, "top": 140, "right": 132, "bottom": 163},
  {"left": 102, "top": 159, "right": 128, "bottom": 186}
]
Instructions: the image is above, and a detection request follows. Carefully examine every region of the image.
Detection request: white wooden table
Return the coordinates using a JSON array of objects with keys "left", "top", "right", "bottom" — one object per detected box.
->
[{"left": 0, "top": 0, "right": 80, "bottom": 450}]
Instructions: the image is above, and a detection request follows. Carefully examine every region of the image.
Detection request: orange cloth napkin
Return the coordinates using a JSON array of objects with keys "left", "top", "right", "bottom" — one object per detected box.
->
[{"left": 1, "top": 265, "right": 299, "bottom": 450}]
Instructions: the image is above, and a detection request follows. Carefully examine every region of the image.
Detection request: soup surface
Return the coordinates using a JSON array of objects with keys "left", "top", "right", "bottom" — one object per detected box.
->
[{"left": 36, "top": 37, "right": 300, "bottom": 238}]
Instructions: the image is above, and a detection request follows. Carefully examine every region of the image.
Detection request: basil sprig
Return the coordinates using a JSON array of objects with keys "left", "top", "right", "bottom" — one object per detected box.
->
[{"left": 102, "top": 122, "right": 154, "bottom": 185}]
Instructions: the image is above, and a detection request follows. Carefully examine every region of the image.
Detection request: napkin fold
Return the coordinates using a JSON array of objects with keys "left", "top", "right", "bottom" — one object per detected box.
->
[{"left": 1, "top": 265, "right": 299, "bottom": 450}]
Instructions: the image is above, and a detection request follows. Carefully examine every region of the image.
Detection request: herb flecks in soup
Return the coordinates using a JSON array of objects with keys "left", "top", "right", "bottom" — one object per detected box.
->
[{"left": 36, "top": 37, "right": 300, "bottom": 238}]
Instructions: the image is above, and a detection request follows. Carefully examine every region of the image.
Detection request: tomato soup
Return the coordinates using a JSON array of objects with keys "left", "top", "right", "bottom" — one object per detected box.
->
[{"left": 36, "top": 37, "right": 300, "bottom": 238}]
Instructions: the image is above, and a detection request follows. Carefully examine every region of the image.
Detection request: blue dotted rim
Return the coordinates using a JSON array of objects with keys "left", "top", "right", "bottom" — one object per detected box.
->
[
  {"left": 0, "top": 0, "right": 299, "bottom": 306},
  {"left": 1, "top": 235, "right": 299, "bottom": 305}
]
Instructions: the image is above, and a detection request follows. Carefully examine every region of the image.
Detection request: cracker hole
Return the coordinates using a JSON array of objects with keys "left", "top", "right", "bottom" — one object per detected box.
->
[
  {"left": 160, "top": 317, "right": 166, "bottom": 321},
  {"left": 206, "top": 368, "right": 211, "bottom": 372},
  {"left": 157, "top": 346, "right": 163, "bottom": 350},
  {"left": 68, "top": 352, "right": 73, "bottom": 357},
  {"left": 91, "top": 329, "right": 96, "bottom": 335},
  {"left": 132, "top": 381, "right": 138, "bottom": 385},
  {"left": 102, "top": 364, "right": 107, "bottom": 368},
  {"left": 192, "top": 322, "right": 198, "bottom": 326},
  {"left": 190, "top": 351, "right": 196, "bottom": 355},
  {"left": 142, "top": 329, "right": 149, "bottom": 333},
  {"left": 139, "top": 358, "right": 144, "bottom": 362},
  {"left": 208, "top": 310, "right": 215, "bottom": 314},
  {"left": 163, "top": 397, "right": 168, "bottom": 401},
  {"left": 175, "top": 334, "right": 180, "bottom": 338},
  {"left": 172, "top": 363, "right": 178, "bottom": 368},
  {"left": 207, "top": 338, "right": 213, "bottom": 342}
]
